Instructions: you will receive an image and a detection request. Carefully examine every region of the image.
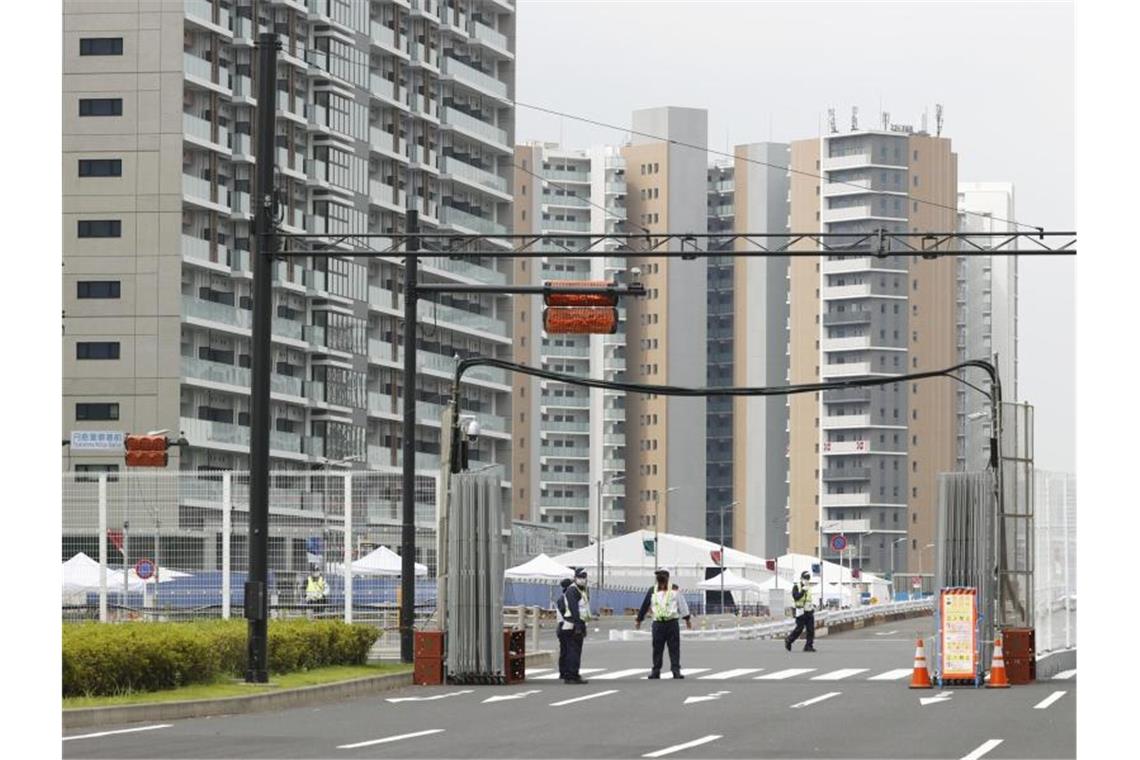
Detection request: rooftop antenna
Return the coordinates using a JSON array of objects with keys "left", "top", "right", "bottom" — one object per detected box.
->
[
  {"left": 851, "top": 106, "right": 859, "bottom": 132},
  {"left": 935, "top": 104, "right": 944, "bottom": 136},
  {"left": 922, "top": 109, "right": 928, "bottom": 134},
  {"left": 882, "top": 111, "right": 890, "bottom": 131},
  {"left": 827, "top": 107, "right": 837, "bottom": 134}
]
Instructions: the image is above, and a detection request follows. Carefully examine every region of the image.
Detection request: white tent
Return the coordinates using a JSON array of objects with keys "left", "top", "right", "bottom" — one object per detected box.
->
[
  {"left": 348, "top": 545, "right": 428, "bottom": 576},
  {"left": 696, "top": 569, "right": 765, "bottom": 593},
  {"left": 505, "top": 553, "right": 573, "bottom": 581},
  {"left": 127, "top": 566, "right": 191, "bottom": 585},
  {"left": 62, "top": 552, "right": 144, "bottom": 598}
]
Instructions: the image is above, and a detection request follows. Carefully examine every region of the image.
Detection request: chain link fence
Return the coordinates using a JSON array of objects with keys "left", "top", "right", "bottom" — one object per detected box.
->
[{"left": 1033, "top": 470, "right": 1076, "bottom": 654}]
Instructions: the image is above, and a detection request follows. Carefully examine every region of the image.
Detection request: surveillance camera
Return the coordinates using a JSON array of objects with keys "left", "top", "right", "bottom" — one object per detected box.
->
[
  {"left": 630, "top": 266, "right": 642, "bottom": 277},
  {"left": 461, "top": 417, "right": 480, "bottom": 442}
]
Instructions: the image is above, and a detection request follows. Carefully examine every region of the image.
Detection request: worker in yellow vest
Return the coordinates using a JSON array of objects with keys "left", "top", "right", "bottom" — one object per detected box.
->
[
  {"left": 785, "top": 570, "right": 817, "bottom": 652},
  {"left": 635, "top": 569, "right": 692, "bottom": 678}
]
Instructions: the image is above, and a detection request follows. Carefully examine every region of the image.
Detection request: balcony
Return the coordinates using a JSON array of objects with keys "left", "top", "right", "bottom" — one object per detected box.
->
[
  {"left": 180, "top": 417, "right": 303, "bottom": 455},
  {"left": 822, "top": 439, "right": 904, "bottom": 455},
  {"left": 541, "top": 268, "right": 592, "bottom": 281},
  {"left": 441, "top": 107, "right": 510, "bottom": 151},
  {"left": 183, "top": 53, "right": 221, "bottom": 87},
  {"left": 369, "top": 180, "right": 406, "bottom": 211},
  {"left": 414, "top": 298, "right": 507, "bottom": 336},
  {"left": 439, "top": 205, "right": 507, "bottom": 236},
  {"left": 185, "top": 0, "right": 229, "bottom": 31},
  {"left": 710, "top": 203, "right": 735, "bottom": 217},
  {"left": 421, "top": 255, "right": 507, "bottom": 285},
  {"left": 821, "top": 283, "right": 872, "bottom": 300},
  {"left": 441, "top": 56, "right": 507, "bottom": 99},
  {"left": 369, "top": 21, "right": 401, "bottom": 54},
  {"left": 408, "top": 41, "right": 440, "bottom": 69},
  {"left": 369, "top": 73, "right": 405, "bottom": 106},
  {"left": 821, "top": 153, "right": 873, "bottom": 172},
  {"left": 821, "top": 362, "right": 873, "bottom": 378},
  {"left": 369, "top": 126, "right": 408, "bottom": 161},
  {"left": 543, "top": 194, "right": 591, "bottom": 209},
  {"left": 440, "top": 156, "right": 508, "bottom": 193},
  {"left": 540, "top": 471, "right": 590, "bottom": 484},
  {"left": 540, "top": 444, "right": 590, "bottom": 459},
  {"left": 183, "top": 113, "right": 228, "bottom": 151},
  {"left": 542, "top": 168, "right": 590, "bottom": 183},
  {"left": 544, "top": 218, "right": 591, "bottom": 232},
  {"left": 181, "top": 235, "right": 230, "bottom": 268},
  {"left": 822, "top": 310, "right": 872, "bottom": 326},
  {"left": 542, "top": 395, "right": 590, "bottom": 409},
  {"left": 821, "top": 492, "right": 871, "bottom": 507},
  {"left": 543, "top": 420, "right": 590, "bottom": 433},
  {"left": 605, "top": 181, "right": 627, "bottom": 195},
  {"left": 822, "top": 468, "right": 872, "bottom": 482},
  {"left": 471, "top": 21, "right": 510, "bottom": 53},
  {"left": 539, "top": 496, "right": 589, "bottom": 509},
  {"left": 544, "top": 343, "right": 590, "bottom": 357},
  {"left": 821, "top": 179, "right": 873, "bottom": 197},
  {"left": 822, "top": 336, "right": 871, "bottom": 352},
  {"left": 822, "top": 414, "right": 871, "bottom": 429},
  {"left": 824, "top": 388, "right": 872, "bottom": 404},
  {"left": 182, "top": 357, "right": 303, "bottom": 398},
  {"left": 603, "top": 407, "right": 625, "bottom": 420},
  {"left": 604, "top": 434, "right": 626, "bottom": 446},
  {"left": 182, "top": 298, "right": 251, "bottom": 330}
]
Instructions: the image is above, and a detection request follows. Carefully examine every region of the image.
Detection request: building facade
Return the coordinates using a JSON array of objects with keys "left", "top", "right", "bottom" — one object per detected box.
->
[{"left": 63, "top": 0, "right": 517, "bottom": 505}]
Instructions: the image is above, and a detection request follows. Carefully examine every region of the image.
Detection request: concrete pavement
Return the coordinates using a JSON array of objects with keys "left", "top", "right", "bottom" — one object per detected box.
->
[{"left": 62, "top": 615, "right": 1075, "bottom": 759}]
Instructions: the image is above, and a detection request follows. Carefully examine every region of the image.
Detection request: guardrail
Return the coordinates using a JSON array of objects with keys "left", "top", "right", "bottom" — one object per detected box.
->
[{"left": 608, "top": 598, "right": 934, "bottom": 642}]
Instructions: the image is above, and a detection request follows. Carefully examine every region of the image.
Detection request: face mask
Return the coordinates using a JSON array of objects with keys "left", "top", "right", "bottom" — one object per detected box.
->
[{"left": 576, "top": 578, "right": 586, "bottom": 588}]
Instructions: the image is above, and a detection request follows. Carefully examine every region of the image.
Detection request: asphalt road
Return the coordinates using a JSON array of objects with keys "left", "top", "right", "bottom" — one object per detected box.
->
[{"left": 62, "top": 615, "right": 1075, "bottom": 760}]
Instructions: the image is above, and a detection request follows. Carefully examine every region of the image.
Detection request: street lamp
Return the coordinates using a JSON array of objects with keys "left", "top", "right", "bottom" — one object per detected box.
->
[
  {"left": 918, "top": 542, "right": 935, "bottom": 597},
  {"left": 596, "top": 473, "right": 625, "bottom": 587},
  {"left": 718, "top": 501, "right": 739, "bottom": 614},
  {"left": 890, "top": 537, "right": 906, "bottom": 600},
  {"left": 653, "top": 487, "right": 680, "bottom": 571},
  {"left": 320, "top": 455, "right": 364, "bottom": 576}
]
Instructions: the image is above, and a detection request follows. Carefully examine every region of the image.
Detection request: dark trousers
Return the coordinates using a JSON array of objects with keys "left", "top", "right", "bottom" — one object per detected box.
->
[
  {"left": 564, "top": 627, "right": 584, "bottom": 678},
  {"left": 651, "top": 619, "right": 682, "bottom": 675},
  {"left": 557, "top": 628, "right": 570, "bottom": 677},
  {"left": 787, "top": 610, "right": 815, "bottom": 648}
]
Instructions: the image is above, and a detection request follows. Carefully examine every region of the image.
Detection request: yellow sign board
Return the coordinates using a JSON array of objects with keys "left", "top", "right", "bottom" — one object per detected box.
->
[{"left": 939, "top": 588, "right": 977, "bottom": 680}]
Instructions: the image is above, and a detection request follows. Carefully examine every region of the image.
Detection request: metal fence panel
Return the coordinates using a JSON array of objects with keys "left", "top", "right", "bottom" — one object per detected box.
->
[{"left": 1034, "top": 470, "right": 1076, "bottom": 654}]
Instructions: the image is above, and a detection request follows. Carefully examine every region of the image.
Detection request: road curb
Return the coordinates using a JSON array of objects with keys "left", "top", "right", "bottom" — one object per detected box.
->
[{"left": 63, "top": 651, "right": 555, "bottom": 730}]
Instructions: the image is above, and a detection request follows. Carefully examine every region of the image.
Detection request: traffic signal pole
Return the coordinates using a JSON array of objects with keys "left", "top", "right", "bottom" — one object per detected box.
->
[
  {"left": 246, "top": 32, "right": 279, "bottom": 684},
  {"left": 400, "top": 210, "right": 419, "bottom": 663}
]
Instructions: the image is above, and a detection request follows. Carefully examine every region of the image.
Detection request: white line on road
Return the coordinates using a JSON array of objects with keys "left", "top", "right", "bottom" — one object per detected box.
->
[
  {"left": 549, "top": 689, "right": 620, "bottom": 707},
  {"left": 386, "top": 690, "right": 473, "bottom": 703},
  {"left": 790, "top": 692, "right": 842, "bottom": 709},
  {"left": 642, "top": 734, "right": 723, "bottom": 758},
  {"left": 867, "top": 668, "right": 914, "bottom": 681},
  {"left": 874, "top": 630, "right": 899, "bottom": 636},
  {"left": 483, "top": 689, "right": 542, "bottom": 704},
  {"left": 641, "top": 668, "right": 709, "bottom": 679},
  {"left": 593, "top": 668, "right": 651, "bottom": 680},
  {"left": 337, "top": 729, "right": 445, "bottom": 750},
  {"left": 1034, "top": 691, "right": 1067, "bottom": 710},
  {"left": 812, "top": 668, "right": 869, "bottom": 681},
  {"left": 1053, "top": 669, "right": 1077, "bottom": 680},
  {"left": 756, "top": 668, "right": 816, "bottom": 680},
  {"left": 527, "top": 668, "right": 553, "bottom": 675},
  {"left": 700, "top": 668, "right": 763, "bottom": 680},
  {"left": 960, "top": 739, "right": 1003, "bottom": 760},
  {"left": 533, "top": 668, "right": 605, "bottom": 680},
  {"left": 63, "top": 724, "right": 172, "bottom": 742}
]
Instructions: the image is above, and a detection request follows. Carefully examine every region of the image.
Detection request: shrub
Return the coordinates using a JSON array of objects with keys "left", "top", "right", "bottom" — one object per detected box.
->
[{"left": 63, "top": 620, "right": 381, "bottom": 697}]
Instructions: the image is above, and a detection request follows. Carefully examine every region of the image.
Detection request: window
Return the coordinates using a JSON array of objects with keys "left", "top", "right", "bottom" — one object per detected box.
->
[
  {"left": 77, "top": 280, "right": 120, "bottom": 299},
  {"left": 77, "top": 219, "right": 121, "bottom": 238},
  {"left": 913, "top": 175, "right": 919, "bottom": 187},
  {"left": 79, "top": 98, "right": 122, "bottom": 116},
  {"left": 80, "top": 37, "right": 123, "bottom": 55},
  {"left": 76, "top": 341, "right": 120, "bottom": 360},
  {"left": 76, "top": 402, "right": 119, "bottom": 421},
  {"left": 78, "top": 159, "right": 122, "bottom": 177}
]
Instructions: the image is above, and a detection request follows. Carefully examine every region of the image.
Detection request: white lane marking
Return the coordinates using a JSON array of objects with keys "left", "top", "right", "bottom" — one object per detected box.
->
[
  {"left": 700, "top": 668, "right": 763, "bottom": 680},
  {"left": 549, "top": 689, "right": 620, "bottom": 707},
  {"left": 527, "top": 668, "right": 553, "bottom": 675},
  {"left": 640, "top": 668, "right": 709, "bottom": 679},
  {"left": 874, "top": 630, "right": 899, "bottom": 636},
  {"left": 386, "top": 689, "right": 473, "bottom": 703},
  {"left": 337, "top": 729, "right": 445, "bottom": 750},
  {"left": 642, "top": 734, "right": 723, "bottom": 758},
  {"left": 867, "top": 668, "right": 914, "bottom": 681},
  {"left": 1053, "top": 669, "right": 1077, "bottom": 680},
  {"left": 1034, "top": 690, "right": 1067, "bottom": 710},
  {"left": 63, "top": 724, "right": 172, "bottom": 742},
  {"left": 960, "top": 739, "right": 1003, "bottom": 760},
  {"left": 532, "top": 667, "right": 605, "bottom": 680},
  {"left": 920, "top": 691, "right": 954, "bottom": 706},
  {"left": 483, "top": 689, "right": 542, "bottom": 703},
  {"left": 812, "top": 668, "right": 869, "bottom": 681},
  {"left": 790, "top": 691, "right": 842, "bottom": 709},
  {"left": 757, "top": 668, "right": 816, "bottom": 680},
  {"left": 592, "top": 668, "right": 651, "bottom": 680},
  {"left": 684, "top": 690, "right": 730, "bottom": 705}
]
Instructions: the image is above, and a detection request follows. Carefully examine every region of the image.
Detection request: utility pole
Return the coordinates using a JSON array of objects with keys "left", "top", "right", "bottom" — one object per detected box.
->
[
  {"left": 246, "top": 32, "right": 279, "bottom": 684},
  {"left": 400, "top": 209, "right": 419, "bottom": 663}
]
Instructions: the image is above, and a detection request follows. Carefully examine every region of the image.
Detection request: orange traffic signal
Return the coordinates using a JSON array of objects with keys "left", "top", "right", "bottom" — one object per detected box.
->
[
  {"left": 542, "top": 307, "right": 619, "bottom": 334},
  {"left": 544, "top": 280, "right": 618, "bottom": 307},
  {"left": 125, "top": 434, "right": 169, "bottom": 467}
]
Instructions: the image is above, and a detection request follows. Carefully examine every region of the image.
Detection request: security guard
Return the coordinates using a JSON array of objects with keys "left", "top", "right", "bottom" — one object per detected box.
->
[
  {"left": 305, "top": 566, "right": 328, "bottom": 604},
  {"left": 635, "top": 569, "right": 692, "bottom": 678},
  {"left": 554, "top": 576, "right": 574, "bottom": 680},
  {"left": 785, "top": 570, "right": 817, "bottom": 652},
  {"left": 560, "top": 568, "right": 592, "bottom": 684}
]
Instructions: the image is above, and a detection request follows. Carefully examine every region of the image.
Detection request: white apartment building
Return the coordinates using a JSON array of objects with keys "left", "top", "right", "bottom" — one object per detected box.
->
[{"left": 63, "top": 0, "right": 517, "bottom": 508}]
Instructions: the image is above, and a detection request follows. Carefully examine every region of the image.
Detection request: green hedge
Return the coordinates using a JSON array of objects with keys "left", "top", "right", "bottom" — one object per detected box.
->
[{"left": 62, "top": 620, "right": 381, "bottom": 697}]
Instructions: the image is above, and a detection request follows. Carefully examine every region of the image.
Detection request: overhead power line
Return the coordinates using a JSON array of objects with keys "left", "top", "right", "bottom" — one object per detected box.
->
[{"left": 511, "top": 99, "right": 1039, "bottom": 232}]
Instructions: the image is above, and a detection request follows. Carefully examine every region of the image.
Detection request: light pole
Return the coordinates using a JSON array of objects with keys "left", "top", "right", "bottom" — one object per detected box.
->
[
  {"left": 597, "top": 473, "right": 625, "bottom": 587},
  {"left": 653, "top": 487, "right": 680, "bottom": 571},
  {"left": 321, "top": 455, "right": 363, "bottom": 577},
  {"left": 890, "top": 537, "right": 906, "bottom": 600},
  {"left": 719, "top": 501, "right": 739, "bottom": 614},
  {"left": 919, "top": 542, "right": 935, "bottom": 597}
]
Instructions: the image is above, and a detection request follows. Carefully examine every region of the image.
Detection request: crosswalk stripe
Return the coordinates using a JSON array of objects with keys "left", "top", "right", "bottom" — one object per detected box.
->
[
  {"left": 593, "top": 668, "right": 651, "bottom": 680},
  {"left": 532, "top": 668, "right": 605, "bottom": 680},
  {"left": 1052, "top": 669, "right": 1077, "bottom": 680},
  {"left": 680, "top": 668, "right": 709, "bottom": 676},
  {"left": 549, "top": 689, "right": 620, "bottom": 707},
  {"left": 527, "top": 668, "right": 552, "bottom": 675},
  {"left": 756, "top": 668, "right": 816, "bottom": 680},
  {"left": 700, "top": 668, "right": 764, "bottom": 680},
  {"left": 812, "top": 668, "right": 869, "bottom": 681},
  {"left": 867, "top": 668, "right": 914, "bottom": 681}
]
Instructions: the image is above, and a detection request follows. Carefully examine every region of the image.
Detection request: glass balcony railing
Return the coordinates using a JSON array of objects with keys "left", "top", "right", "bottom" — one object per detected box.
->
[
  {"left": 440, "top": 157, "right": 507, "bottom": 193},
  {"left": 540, "top": 445, "right": 590, "bottom": 458},
  {"left": 472, "top": 21, "right": 510, "bottom": 51},
  {"left": 441, "top": 56, "right": 507, "bottom": 98},
  {"left": 181, "top": 235, "right": 230, "bottom": 267},
  {"left": 370, "top": 21, "right": 399, "bottom": 51},
  {"left": 182, "top": 298, "right": 251, "bottom": 329},
  {"left": 417, "top": 298, "right": 507, "bottom": 335},
  {"left": 183, "top": 113, "right": 228, "bottom": 149},
  {"left": 181, "top": 356, "right": 304, "bottom": 398},
  {"left": 440, "top": 107, "right": 509, "bottom": 148},
  {"left": 542, "top": 168, "right": 590, "bottom": 183},
  {"left": 181, "top": 416, "right": 302, "bottom": 454},
  {"left": 439, "top": 205, "right": 507, "bottom": 236},
  {"left": 421, "top": 255, "right": 507, "bottom": 285}
]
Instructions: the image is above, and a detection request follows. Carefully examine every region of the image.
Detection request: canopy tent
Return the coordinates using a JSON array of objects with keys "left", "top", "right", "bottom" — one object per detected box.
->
[
  {"left": 340, "top": 545, "right": 428, "bottom": 577},
  {"left": 505, "top": 553, "right": 573, "bottom": 581},
  {"left": 127, "top": 566, "right": 192, "bottom": 585},
  {"left": 62, "top": 552, "right": 145, "bottom": 597},
  {"left": 696, "top": 569, "right": 765, "bottom": 593}
]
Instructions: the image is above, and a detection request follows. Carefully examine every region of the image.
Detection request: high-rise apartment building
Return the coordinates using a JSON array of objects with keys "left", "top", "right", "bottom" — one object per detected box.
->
[
  {"left": 511, "top": 143, "right": 628, "bottom": 548},
  {"left": 787, "top": 121, "right": 961, "bottom": 576},
  {"left": 63, "top": 0, "right": 517, "bottom": 494}
]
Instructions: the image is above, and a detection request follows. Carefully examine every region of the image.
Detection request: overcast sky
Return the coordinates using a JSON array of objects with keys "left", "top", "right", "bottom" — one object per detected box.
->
[{"left": 515, "top": 0, "right": 1075, "bottom": 472}]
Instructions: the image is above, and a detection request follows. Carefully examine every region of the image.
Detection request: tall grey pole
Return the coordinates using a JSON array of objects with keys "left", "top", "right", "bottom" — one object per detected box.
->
[
  {"left": 400, "top": 209, "right": 419, "bottom": 663},
  {"left": 719, "top": 505, "right": 725, "bottom": 614},
  {"left": 246, "top": 32, "right": 279, "bottom": 684},
  {"left": 653, "top": 492, "right": 659, "bottom": 572},
  {"left": 123, "top": 520, "right": 129, "bottom": 605},
  {"left": 596, "top": 479, "right": 602, "bottom": 585}
]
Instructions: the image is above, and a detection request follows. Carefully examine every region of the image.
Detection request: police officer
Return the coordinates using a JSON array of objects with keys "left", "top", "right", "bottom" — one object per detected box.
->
[
  {"left": 305, "top": 565, "right": 327, "bottom": 604},
  {"left": 560, "top": 568, "right": 592, "bottom": 684},
  {"left": 635, "top": 569, "right": 692, "bottom": 679},
  {"left": 785, "top": 570, "right": 817, "bottom": 652},
  {"left": 554, "top": 576, "right": 574, "bottom": 680}
]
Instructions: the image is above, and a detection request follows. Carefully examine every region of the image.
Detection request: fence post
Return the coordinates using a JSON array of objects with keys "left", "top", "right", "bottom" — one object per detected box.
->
[
  {"left": 222, "top": 472, "right": 232, "bottom": 620},
  {"left": 344, "top": 473, "right": 353, "bottom": 625},
  {"left": 98, "top": 474, "right": 108, "bottom": 623},
  {"left": 531, "top": 605, "right": 539, "bottom": 653}
]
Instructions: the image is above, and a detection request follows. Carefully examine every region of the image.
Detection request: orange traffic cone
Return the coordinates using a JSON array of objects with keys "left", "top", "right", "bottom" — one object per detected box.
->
[
  {"left": 909, "top": 638, "right": 933, "bottom": 689},
  {"left": 986, "top": 637, "right": 1010, "bottom": 689}
]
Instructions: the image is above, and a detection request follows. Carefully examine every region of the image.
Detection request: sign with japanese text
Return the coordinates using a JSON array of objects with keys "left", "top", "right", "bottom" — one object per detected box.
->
[
  {"left": 939, "top": 588, "right": 978, "bottom": 680},
  {"left": 71, "top": 431, "right": 125, "bottom": 450}
]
